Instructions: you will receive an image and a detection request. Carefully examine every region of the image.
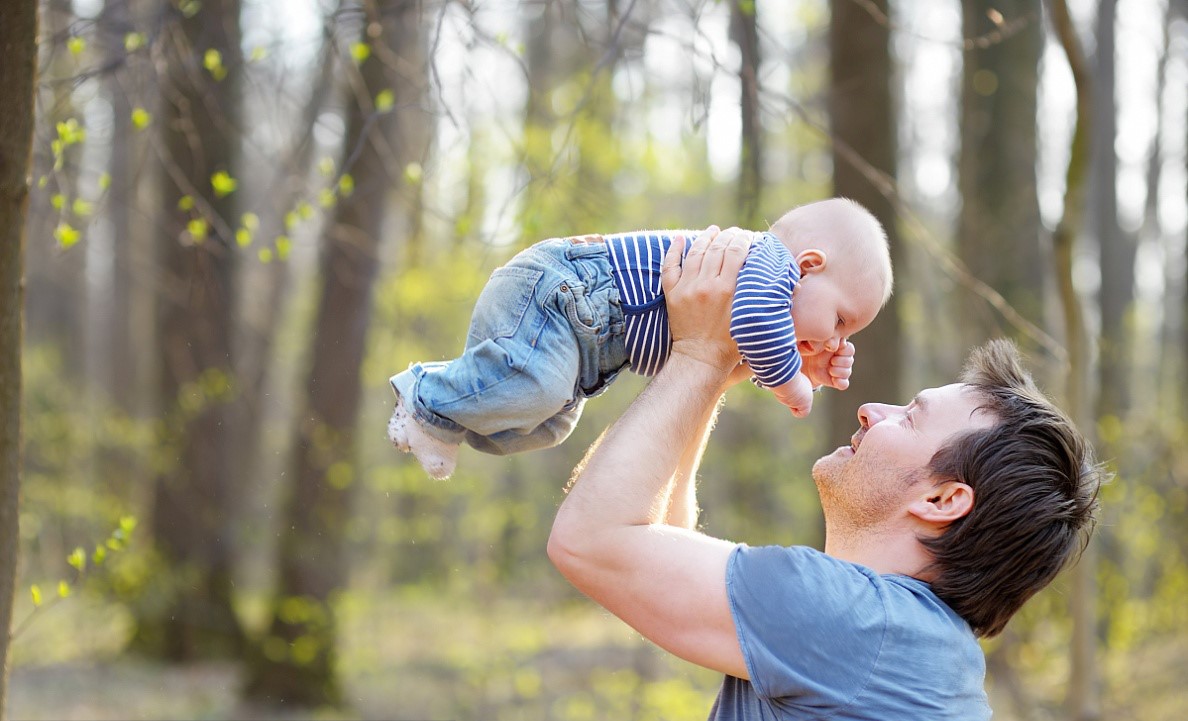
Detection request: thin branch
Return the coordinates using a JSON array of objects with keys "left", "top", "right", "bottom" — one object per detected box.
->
[{"left": 846, "top": 0, "right": 1038, "bottom": 52}]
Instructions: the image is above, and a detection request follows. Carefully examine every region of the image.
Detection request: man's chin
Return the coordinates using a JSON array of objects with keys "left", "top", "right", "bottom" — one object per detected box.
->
[{"left": 812, "top": 451, "right": 841, "bottom": 478}]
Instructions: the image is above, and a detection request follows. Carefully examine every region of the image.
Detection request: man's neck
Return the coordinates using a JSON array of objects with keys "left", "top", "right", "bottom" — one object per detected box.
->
[{"left": 823, "top": 524, "right": 935, "bottom": 581}]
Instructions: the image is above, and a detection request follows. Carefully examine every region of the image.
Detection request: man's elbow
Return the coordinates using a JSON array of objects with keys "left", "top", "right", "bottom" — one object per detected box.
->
[{"left": 547, "top": 514, "right": 586, "bottom": 577}]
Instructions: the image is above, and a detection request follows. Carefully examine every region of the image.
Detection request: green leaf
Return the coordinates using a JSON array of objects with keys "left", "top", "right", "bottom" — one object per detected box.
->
[
  {"left": 67, "top": 547, "right": 86, "bottom": 572},
  {"left": 131, "top": 107, "right": 152, "bottom": 130},
  {"left": 250, "top": 46, "right": 268, "bottom": 62},
  {"left": 119, "top": 515, "right": 138, "bottom": 535},
  {"left": 203, "top": 49, "right": 226, "bottom": 81},
  {"left": 179, "top": 0, "right": 202, "bottom": 18},
  {"left": 241, "top": 212, "right": 259, "bottom": 230},
  {"left": 187, "top": 218, "right": 208, "bottom": 241},
  {"left": 98, "top": 172, "right": 111, "bottom": 190},
  {"left": 318, "top": 188, "right": 336, "bottom": 208},
  {"left": 318, "top": 157, "right": 335, "bottom": 177},
  {"left": 124, "top": 33, "right": 146, "bottom": 52},
  {"left": 337, "top": 174, "right": 354, "bottom": 197},
  {"left": 55, "top": 223, "right": 81, "bottom": 248},
  {"left": 350, "top": 42, "right": 371, "bottom": 65},
  {"left": 211, "top": 171, "right": 237, "bottom": 197},
  {"left": 72, "top": 198, "right": 93, "bottom": 217},
  {"left": 275, "top": 235, "right": 292, "bottom": 261},
  {"left": 403, "top": 162, "right": 423, "bottom": 185},
  {"left": 57, "top": 581, "right": 71, "bottom": 598},
  {"left": 30, "top": 585, "right": 42, "bottom": 607},
  {"left": 56, "top": 119, "right": 85, "bottom": 145},
  {"left": 68, "top": 36, "right": 86, "bottom": 56},
  {"left": 236, "top": 228, "right": 252, "bottom": 247},
  {"left": 177, "top": 195, "right": 194, "bottom": 211},
  {"left": 92, "top": 546, "right": 107, "bottom": 565},
  {"left": 258, "top": 248, "right": 274, "bottom": 263},
  {"left": 51, "top": 194, "right": 65, "bottom": 210},
  {"left": 38, "top": 175, "right": 48, "bottom": 188},
  {"left": 297, "top": 201, "right": 313, "bottom": 220},
  {"left": 375, "top": 89, "right": 395, "bottom": 112},
  {"left": 284, "top": 211, "right": 299, "bottom": 231}
]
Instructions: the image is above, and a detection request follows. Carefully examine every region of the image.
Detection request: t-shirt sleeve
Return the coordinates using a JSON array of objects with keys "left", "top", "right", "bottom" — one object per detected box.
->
[
  {"left": 725, "top": 544, "right": 887, "bottom": 707},
  {"left": 730, "top": 234, "right": 801, "bottom": 388}
]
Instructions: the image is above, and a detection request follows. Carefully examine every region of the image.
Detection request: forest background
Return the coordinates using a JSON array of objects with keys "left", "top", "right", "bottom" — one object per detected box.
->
[{"left": 0, "top": 0, "right": 1186, "bottom": 719}]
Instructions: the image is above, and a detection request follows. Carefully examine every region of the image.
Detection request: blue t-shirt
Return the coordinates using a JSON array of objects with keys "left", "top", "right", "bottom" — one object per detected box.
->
[{"left": 709, "top": 544, "right": 991, "bottom": 720}]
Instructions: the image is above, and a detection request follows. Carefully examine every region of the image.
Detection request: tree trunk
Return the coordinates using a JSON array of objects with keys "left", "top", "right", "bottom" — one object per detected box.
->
[
  {"left": 731, "top": 0, "right": 762, "bottom": 227},
  {"left": 228, "top": 26, "right": 338, "bottom": 567},
  {"left": 1091, "top": 0, "right": 1132, "bottom": 423},
  {"left": 957, "top": 0, "right": 1046, "bottom": 349},
  {"left": 99, "top": 0, "right": 151, "bottom": 412},
  {"left": 133, "top": 0, "right": 246, "bottom": 660},
  {"left": 0, "top": 1, "right": 39, "bottom": 717},
  {"left": 519, "top": 0, "right": 628, "bottom": 239},
  {"left": 243, "top": 0, "right": 426, "bottom": 706},
  {"left": 1045, "top": 1, "right": 1099, "bottom": 718},
  {"left": 1180, "top": 0, "right": 1188, "bottom": 421},
  {"left": 1144, "top": 10, "right": 1171, "bottom": 408},
  {"left": 827, "top": 0, "right": 902, "bottom": 438}
]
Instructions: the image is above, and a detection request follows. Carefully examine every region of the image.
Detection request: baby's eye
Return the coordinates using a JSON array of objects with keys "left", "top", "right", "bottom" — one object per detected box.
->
[{"left": 836, "top": 316, "right": 844, "bottom": 328}]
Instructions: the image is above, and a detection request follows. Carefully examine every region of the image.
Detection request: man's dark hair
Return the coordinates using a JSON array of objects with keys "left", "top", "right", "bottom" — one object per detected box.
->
[{"left": 920, "top": 340, "right": 1103, "bottom": 638}]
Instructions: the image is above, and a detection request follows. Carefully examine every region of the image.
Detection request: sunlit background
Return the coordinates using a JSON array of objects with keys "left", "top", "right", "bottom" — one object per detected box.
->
[{"left": 7, "top": 0, "right": 1188, "bottom": 719}]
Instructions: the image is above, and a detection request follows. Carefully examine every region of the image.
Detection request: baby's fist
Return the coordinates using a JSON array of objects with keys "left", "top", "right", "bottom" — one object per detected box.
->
[
  {"left": 770, "top": 373, "right": 814, "bottom": 418},
  {"left": 801, "top": 340, "right": 856, "bottom": 391}
]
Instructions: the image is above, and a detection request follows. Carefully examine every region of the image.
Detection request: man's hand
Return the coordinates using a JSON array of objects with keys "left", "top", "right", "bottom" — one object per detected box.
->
[
  {"left": 769, "top": 373, "right": 815, "bottom": 418},
  {"left": 800, "top": 340, "right": 856, "bottom": 391},
  {"left": 661, "top": 226, "right": 753, "bottom": 376}
]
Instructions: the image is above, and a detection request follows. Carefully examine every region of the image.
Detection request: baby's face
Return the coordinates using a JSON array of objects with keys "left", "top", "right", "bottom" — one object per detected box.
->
[{"left": 790, "top": 266, "right": 883, "bottom": 356}]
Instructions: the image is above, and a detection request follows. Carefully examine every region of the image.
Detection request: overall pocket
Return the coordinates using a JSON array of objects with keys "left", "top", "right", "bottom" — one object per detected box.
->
[
  {"left": 559, "top": 279, "right": 602, "bottom": 335},
  {"left": 467, "top": 266, "right": 545, "bottom": 344}
]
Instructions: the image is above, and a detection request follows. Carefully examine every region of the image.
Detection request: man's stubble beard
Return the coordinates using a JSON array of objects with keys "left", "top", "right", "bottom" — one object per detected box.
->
[{"left": 812, "top": 451, "right": 903, "bottom": 534}]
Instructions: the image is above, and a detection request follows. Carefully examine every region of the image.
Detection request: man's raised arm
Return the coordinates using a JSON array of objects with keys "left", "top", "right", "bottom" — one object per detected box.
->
[{"left": 547, "top": 227, "right": 754, "bottom": 679}]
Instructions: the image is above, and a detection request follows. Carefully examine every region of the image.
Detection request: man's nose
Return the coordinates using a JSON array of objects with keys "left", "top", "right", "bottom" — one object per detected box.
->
[{"left": 857, "top": 402, "right": 896, "bottom": 428}]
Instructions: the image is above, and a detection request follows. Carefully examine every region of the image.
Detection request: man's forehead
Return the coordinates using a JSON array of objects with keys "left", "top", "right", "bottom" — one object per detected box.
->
[
  {"left": 914, "top": 383, "right": 964, "bottom": 403},
  {"left": 918, "top": 384, "right": 995, "bottom": 426}
]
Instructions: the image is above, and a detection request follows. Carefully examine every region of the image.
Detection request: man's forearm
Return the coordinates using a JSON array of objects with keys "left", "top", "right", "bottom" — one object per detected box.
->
[
  {"left": 663, "top": 391, "right": 724, "bottom": 530},
  {"left": 555, "top": 352, "right": 728, "bottom": 537}
]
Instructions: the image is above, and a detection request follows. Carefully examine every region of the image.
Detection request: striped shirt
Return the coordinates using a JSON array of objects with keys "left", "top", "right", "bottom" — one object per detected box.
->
[{"left": 603, "top": 230, "right": 802, "bottom": 387}]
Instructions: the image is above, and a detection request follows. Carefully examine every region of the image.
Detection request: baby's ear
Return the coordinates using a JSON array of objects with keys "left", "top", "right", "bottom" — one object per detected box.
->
[{"left": 795, "top": 249, "right": 828, "bottom": 274}]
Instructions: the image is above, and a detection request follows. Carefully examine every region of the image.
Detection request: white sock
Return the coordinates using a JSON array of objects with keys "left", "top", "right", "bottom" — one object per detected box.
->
[{"left": 387, "top": 395, "right": 459, "bottom": 480}]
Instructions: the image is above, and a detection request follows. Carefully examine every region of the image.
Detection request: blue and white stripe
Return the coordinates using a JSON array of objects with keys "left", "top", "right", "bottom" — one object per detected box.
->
[
  {"left": 603, "top": 231, "right": 800, "bottom": 384},
  {"left": 729, "top": 236, "right": 801, "bottom": 387}
]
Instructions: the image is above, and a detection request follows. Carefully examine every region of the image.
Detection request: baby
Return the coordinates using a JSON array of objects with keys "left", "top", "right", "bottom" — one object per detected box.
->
[{"left": 389, "top": 198, "right": 892, "bottom": 478}]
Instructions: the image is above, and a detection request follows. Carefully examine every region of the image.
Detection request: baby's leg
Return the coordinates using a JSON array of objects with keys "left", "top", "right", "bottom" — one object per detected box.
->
[
  {"left": 396, "top": 327, "right": 583, "bottom": 454},
  {"left": 389, "top": 260, "right": 587, "bottom": 474}
]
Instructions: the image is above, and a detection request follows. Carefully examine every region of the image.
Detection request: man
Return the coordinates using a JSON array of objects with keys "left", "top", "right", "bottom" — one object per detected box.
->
[{"left": 548, "top": 227, "right": 1101, "bottom": 719}]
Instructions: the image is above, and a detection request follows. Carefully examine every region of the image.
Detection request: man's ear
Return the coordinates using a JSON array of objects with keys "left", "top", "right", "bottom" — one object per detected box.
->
[
  {"left": 795, "top": 249, "right": 828, "bottom": 275},
  {"left": 907, "top": 481, "right": 974, "bottom": 525}
]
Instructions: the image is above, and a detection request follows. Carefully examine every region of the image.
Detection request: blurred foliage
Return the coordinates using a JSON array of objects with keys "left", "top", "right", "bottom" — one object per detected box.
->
[{"left": 10, "top": 0, "right": 1188, "bottom": 718}]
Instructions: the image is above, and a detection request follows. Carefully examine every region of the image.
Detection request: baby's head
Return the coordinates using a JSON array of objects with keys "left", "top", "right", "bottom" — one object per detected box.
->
[{"left": 768, "top": 198, "right": 892, "bottom": 358}]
